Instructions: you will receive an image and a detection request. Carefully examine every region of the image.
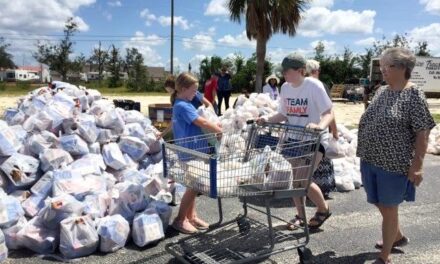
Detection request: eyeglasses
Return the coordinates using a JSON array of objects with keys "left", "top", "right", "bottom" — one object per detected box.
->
[{"left": 379, "top": 64, "right": 396, "bottom": 72}]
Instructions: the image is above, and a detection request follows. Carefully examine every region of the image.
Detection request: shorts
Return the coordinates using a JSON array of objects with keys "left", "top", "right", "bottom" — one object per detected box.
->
[{"left": 360, "top": 161, "right": 415, "bottom": 207}]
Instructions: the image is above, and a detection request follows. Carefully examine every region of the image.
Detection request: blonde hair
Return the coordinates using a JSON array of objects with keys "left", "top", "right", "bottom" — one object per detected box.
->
[
  {"left": 306, "top": 59, "right": 320, "bottom": 76},
  {"left": 169, "top": 72, "right": 198, "bottom": 105}
]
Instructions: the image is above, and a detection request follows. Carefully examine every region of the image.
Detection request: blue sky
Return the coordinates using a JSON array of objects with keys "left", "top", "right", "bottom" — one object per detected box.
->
[{"left": 1, "top": 0, "right": 440, "bottom": 73}]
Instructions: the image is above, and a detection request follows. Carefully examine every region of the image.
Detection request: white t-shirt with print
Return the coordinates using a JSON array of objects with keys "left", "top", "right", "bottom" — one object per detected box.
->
[{"left": 278, "top": 77, "right": 332, "bottom": 149}]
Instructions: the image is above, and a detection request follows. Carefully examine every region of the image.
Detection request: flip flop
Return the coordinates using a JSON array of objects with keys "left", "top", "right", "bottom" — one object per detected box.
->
[
  {"left": 308, "top": 208, "right": 332, "bottom": 230},
  {"left": 375, "top": 236, "right": 409, "bottom": 249}
]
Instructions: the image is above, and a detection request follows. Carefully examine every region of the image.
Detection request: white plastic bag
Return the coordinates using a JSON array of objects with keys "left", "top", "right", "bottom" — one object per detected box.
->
[
  {"left": 108, "top": 181, "right": 148, "bottom": 223},
  {"left": 60, "top": 134, "right": 89, "bottom": 156},
  {"left": 0, "top": 120, "right": 21, "bottom": 156},
  {"left": 59, "top": 215, "right": 99, "bottom": 259},
  {"left": 0, "top": 153, "right": 39, "bottom": 188},
  {"left": 16, "top": 217, "right": 58, "bottom": 254},
  {"left": 38, "top": 193, "right": 85, "bottom": 230},
  {"left": 132, "top": 208, "right": 164, "bottom": 247},
  {"left": 2, "top": 216, "right": 27, "bottom": 250},
  {"left": 31, "top": 171, "right": 53, "bottom": 197},
  {"left": 148, "top": 201, "right": 172, "bottom": 232},
  {"left": 326, "top": 136, "right": 345, "bottom": 159},
  {"left": 119, "top": 136, "right": 149, "bottom": 161},
  {"left": 265, "top": 151, "right": 293, "bottom": 190},
  {"left": 102, "top": 142, "right": 127, "bottom": 170},
  {"left": 96, "top": 215, "right": 130, "bottom": 253},
  {"left": 22, "top": 194, "right": 46, "bottom": 217},
  {"left": 0, "top": 194, "right": 25, "bottom": 229},
  {"left": 0, "top": 229, "right": 8, "bottom": 262},
  {"left": 39, "top": 148, "right": 73, "bottom": 172}
]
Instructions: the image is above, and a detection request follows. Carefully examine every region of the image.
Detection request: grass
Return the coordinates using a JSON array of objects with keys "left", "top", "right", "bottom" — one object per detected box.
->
[
  {"left": 0, "top": 82, "right": 168, "bottom": 97},
  {"left": 433, "top": 113, "right": 440, "bottom": 124}
]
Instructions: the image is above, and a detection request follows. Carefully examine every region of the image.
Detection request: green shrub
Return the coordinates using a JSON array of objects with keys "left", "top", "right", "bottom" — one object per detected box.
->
[{"left": 16, "top": 81, "right": 32, "bottom": 90}]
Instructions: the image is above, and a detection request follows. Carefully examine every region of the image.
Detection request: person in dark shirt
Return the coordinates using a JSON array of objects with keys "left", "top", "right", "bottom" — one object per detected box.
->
[{"left": 217, "top": 66, "right": 232, "bottom": 115}]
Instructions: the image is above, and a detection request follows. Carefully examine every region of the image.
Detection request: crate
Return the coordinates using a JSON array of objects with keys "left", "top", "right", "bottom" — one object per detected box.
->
[
  {"left": 149, "top": 103, "right": 173, "bottom": 131},
  {"left": 113, "top": 99, "right": 141, "bottom": 111}
]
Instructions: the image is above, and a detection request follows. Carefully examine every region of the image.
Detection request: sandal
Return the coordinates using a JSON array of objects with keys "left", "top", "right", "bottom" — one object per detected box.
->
[
  {"left": 172, "top": 219, "right": 198, "bottom": 234},
  {"left": 375, "top": 235, "right": 409, "bottom": 249},
  {"left": 308, "top": 208, "right": 332, "bottom": 230},
  {"left": 189, "top": 217, "right": 209, "bottom": 230},
  {"left": 286, "top": 215, "right": 305, "bottom": 230}
]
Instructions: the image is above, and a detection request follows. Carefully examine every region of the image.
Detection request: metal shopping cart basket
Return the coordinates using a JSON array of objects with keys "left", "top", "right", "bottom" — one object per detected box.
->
[{"left": 162, "top": 122, "right": 323, "bottom": 264}]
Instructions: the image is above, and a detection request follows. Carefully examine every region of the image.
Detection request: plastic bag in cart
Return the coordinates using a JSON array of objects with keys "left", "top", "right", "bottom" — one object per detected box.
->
[
  {"left": 265, "top": 151, "right": 293, "bottom": 190},
  {"left": 0, "top": 153, "right": 39, "bottom": 188},
  {"left": 59, "top": 215, "right": 99, "bottom": 259},
  {"left": 0, "top": 229, "right": 7, "bottom": 262},
  {"left": 96, "top": 214, "right": 130, "bottom": 253},
  {"left": 132, "top": 208, "right": 164, "bottom": 247}
]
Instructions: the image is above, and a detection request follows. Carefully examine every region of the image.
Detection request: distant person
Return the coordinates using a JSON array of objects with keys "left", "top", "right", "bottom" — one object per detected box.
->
[
  {"left": 364, "top": 80, "right": 381, "bottom": 110},
  {"left": 306, "top": 59, "right": 337, "bottom": 198},
  {"left": 204, "top": 73, "right": 219, "bottom": 114},
  {"left": 262, "top": 74, "right": 280, "bottom": 100},
  {"left": 217, "top": 66, "right": 232, "bottom": 115},
  {"left": 233, "top": 89, "right": 250, "bottom": 108},
  {"left": 357, "top": 47, "right": 435, "bottom": 264}
]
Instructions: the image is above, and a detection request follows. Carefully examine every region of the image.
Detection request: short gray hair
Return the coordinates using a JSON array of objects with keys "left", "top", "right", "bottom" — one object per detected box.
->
[
  {"left": 380, "top": 47, "right": 416, "bottom": 79},
  {"left": 306, "top": 59, "right": 320, "bottom": 75}
]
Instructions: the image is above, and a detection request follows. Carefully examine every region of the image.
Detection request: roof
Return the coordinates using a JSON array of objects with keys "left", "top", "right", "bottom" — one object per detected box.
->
[{"left": 18, "top": 66, "right": 42, "bottom": 72}]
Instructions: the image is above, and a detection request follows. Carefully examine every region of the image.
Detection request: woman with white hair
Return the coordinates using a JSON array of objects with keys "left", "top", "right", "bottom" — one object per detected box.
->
[
  {"left": 262, "top": 74, "right": 280, "bottom": 100},
  {"left": 357, "top": 47, "right": 435, "bottom": 264},
  {"left": 306, "top": 59, "right": 337, "bottom": 198}
]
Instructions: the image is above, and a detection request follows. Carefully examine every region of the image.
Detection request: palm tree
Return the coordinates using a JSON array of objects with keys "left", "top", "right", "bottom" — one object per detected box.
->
[{"left": 228, "top": 0, "right": 308, "bottom": 92}]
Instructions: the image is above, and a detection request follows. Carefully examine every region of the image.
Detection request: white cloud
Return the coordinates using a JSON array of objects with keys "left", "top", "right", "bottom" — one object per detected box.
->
[
  {"left": 122, "top": 32, "right": 163, "bottom": 65},
  {"left": 355, "top": 37, "right": 376, "bottom": 46},
  {"left": 409, "top": 23, "right": 440, "bottom": 56},
  {"left": 140, "top": 9, "right": 157, "bottom": 26},
  {"left": 420, "top": 0, "right": 440, "bottom": 15},
  {"left": 218, "top": 31, "right": 256, "bottom": 48},
  {"left": 375, "top": 27, "right": 384, "bottom": 34},
  {"left": 310, "top": 40, "right": 336, "bottom": 54},
  {"left": 103, "top": 11, "right": 112, "bottom": 21},
  {"left": 299, "top": 7, "right": 375, "bottom": 37},
  {"left": 183, "top": 34, "right": 215, "bottom": 51},
  {"left": 108, "top": 1, "right": 122, "bottom": 7},
  {"left": 0, "top": 0, "right": 94, "bottom": 34},
  {"left": 205, "top": 0, "right": 229, "bottom": 16},
  {"left": 158, "top": 16, "right": 191, "bottom": 30},
  {"left": 188, "top": 54, "right": 209, "bottom": 73},
  {"left": 166, "top": 57, "right": 185, "bottom": 73},
  {"left": 309, "top": 0, "right": 334, "bottom": 8}
]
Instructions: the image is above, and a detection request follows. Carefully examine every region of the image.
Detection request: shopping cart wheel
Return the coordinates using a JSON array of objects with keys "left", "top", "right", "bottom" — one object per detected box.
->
[
  {"left": 237, "top": 217, "right": 251, "bottom": 235},
  {"left": 297, "top": 246, "right": 312, "bottom": 264}
]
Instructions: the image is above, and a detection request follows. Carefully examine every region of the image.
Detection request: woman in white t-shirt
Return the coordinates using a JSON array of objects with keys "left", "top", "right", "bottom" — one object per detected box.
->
[
  {"left": 262, "top": 74, "right": 280, "bottom": 100},
  {"left": 258, "top": 53, "right": 334, "bottom": 230}
]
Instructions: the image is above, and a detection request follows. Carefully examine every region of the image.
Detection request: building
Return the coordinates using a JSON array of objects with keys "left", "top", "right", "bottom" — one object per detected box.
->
[{"left": 146, "top": 66, "right": 169, "bottom": 82}]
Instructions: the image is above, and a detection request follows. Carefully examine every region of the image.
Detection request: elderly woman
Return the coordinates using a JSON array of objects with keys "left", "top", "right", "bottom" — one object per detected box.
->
[{"left": 357, "top": 47, "right": 435, "bottom": 264}]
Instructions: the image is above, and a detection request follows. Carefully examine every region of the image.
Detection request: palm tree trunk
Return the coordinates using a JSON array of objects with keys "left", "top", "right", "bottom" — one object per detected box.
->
[{"left": 255, "top": 36, "right": 267, "bottom": 93}]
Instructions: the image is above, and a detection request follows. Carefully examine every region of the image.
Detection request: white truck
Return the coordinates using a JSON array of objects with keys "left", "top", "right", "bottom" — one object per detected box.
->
[{"left": 370, "top": 56, "right": 440, "bottom": 98}]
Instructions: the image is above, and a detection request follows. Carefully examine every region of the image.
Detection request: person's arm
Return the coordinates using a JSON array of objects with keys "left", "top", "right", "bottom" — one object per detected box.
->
[
  {"left": 307, "top": 108, "right": 334, "bottom": 130},
  {"left": 408, "top": 130, "right": 430, "bottom": 186},
  {"left": 156, "top": 125, "right": 172, "bottom": 139},
  {"left": 329, "top": 110, "right": 338, "bottom": 139},
  {"left": 193, "top": 116, "right": 222, "bottom": 134},
  {"left": 257, "top": 112, "right": 287, "bottom": 125},
  {"left": 201, "top": 97, "right": 213, "bottom": 109}
]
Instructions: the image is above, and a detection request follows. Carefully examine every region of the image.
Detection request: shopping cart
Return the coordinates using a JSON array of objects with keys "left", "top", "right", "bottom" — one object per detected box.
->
[{"left": 162, "top": 122, "right": 323, "bottom": 264}]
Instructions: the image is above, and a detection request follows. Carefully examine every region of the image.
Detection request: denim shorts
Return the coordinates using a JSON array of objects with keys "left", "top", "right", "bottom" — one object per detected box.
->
[{"left": 360, "top": 161, "right": 415, "bottom": 207}]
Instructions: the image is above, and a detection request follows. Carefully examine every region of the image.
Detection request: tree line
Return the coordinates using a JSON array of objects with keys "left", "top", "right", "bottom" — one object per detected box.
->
[{"left": 0, "top": 18, "right": 432, "bottom": 93}]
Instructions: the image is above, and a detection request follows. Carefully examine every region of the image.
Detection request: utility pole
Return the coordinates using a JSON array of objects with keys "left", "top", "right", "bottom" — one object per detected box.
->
[{"left": 170, "top": 0, "right": 174, "bottom": 75}]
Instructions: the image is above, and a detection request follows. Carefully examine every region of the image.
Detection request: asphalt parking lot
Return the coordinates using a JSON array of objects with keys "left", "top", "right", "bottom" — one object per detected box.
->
[{"left": 4, "top": 155, "right": 440, "bottom": 264}]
